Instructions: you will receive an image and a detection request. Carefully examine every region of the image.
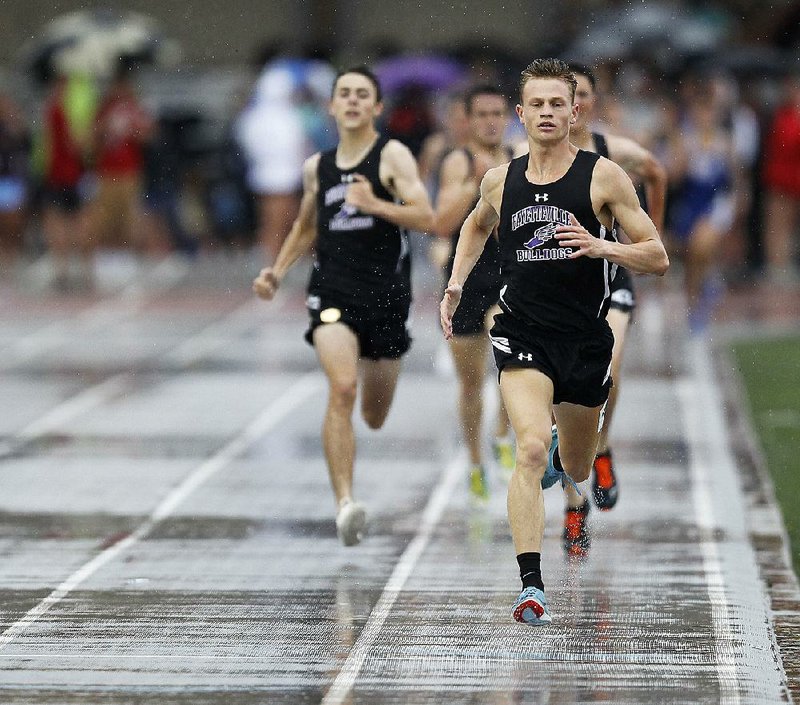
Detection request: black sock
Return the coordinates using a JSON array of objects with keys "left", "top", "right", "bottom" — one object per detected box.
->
[
  {"left": 567, "top": 498, "right": 590, "bottom": 512},
  {"left": 553, "top": 446, "right": 564, "bottom": 473},
  {"left": 517, "top": 552, "right": 544, "bottom": 591}
]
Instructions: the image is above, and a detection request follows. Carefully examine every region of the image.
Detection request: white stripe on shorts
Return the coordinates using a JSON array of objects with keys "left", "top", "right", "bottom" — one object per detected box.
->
[{"left": 490, "top": 336, "right": 512, "bottom": 354}]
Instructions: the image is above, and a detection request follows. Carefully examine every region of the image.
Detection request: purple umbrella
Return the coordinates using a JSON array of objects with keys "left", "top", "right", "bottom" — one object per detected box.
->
[{"left": 374, "top": 54, "right": 467, "bottom": 94}]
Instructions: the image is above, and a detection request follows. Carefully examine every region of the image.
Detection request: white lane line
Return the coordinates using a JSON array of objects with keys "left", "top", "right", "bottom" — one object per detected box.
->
[
  {"left": 0, "top": 376, "right": 131, "bottom": 458},
  {"left": 0, "top": 372, "right": 322, "bottom": 649},
  {"left": 677, "top": 341, "right": 741, "bottom": 705},
  {"left": 163, "top": 298, "right": 264, "bottom": 367},
  {"left": 14, "top": 376, "right": 130, "bottom": 441},
  {"left": 0, "top": 258, "right": 188, "bottom": 371},
  {"left": 321, "top": 450, "right": 465, "bottom": 705},
  {"left": 0, "top": 294, "right": 276, "bottom": 459}
]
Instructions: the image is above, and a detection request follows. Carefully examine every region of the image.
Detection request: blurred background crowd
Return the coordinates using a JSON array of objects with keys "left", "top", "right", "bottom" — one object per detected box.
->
[{"left": 0, "top": 0, "right": 798, "bottom": 310}]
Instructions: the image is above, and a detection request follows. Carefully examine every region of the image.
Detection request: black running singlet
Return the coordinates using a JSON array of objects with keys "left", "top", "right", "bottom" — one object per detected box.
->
[
  {"left": 593, "top": 130, "right": 641, "bottom": 308},
  {"left": 444, "top": 146, "right": 513, "bottom": 291},
  {"left": 497, "top": 151, "right": 616, "bottom": 336},
  {"left": 592, "top": 132, "right": 609, "bottom": 158},
  {"left": 310, "top": 136, "right": 410, "bottom": 309},
  {"left": 594, "top": 130, "right": 649, "bottom": 214}
]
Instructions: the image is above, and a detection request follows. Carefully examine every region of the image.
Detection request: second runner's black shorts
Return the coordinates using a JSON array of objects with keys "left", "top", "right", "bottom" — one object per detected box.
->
[
  {"left": 608, "top": 265, "right": 636, "bottom": 314},
  {"left": 304, "top": 291, "right": 411, "bottom": 361},
  {"left": 449, "top": 280, "right": 499, "bottom": 336}
]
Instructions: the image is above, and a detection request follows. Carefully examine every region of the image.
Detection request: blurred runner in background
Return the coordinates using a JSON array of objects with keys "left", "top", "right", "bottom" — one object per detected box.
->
[
  {"left": 559, "top": 63, "right": 667, "bottom": 557},
  {"left": 431, "top": 84, "right": 516, "bottom": 500},
  {"left": 253, "top": 66, "right": 433, "bottom": 546}
]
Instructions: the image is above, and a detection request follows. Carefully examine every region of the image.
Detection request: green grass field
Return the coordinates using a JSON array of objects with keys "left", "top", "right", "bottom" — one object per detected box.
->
[{"left": 731, "top": 336, "right": 800, "bottom": 576}]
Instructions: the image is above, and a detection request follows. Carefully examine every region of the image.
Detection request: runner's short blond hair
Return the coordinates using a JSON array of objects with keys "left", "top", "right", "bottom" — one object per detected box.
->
[{"left": 518, "top": 58, "right": 577, "bottom": 102}]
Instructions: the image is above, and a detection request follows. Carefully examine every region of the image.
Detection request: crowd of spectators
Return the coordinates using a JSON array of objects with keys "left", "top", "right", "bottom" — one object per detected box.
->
[{"left": 0, "top": 9, "right": 798, "bottom": 307}]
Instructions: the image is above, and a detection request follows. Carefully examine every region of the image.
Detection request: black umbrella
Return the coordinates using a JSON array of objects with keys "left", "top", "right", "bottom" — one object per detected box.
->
[{"left": 21, "top": 9, "right": 179, "bottom": 83}]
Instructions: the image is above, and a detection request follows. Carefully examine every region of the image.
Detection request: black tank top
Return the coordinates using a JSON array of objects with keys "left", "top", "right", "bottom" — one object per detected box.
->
[
  {"left": 443, "top": 146, "right": 513, "bottom": 291},
  {"left": 497, "top": 151, "right": 616, "bottom": 336},
  {"left": 310, "top": 135, "right": 410, "bottom": 308},
  {"left": 593, "top": 130, "right": 648, "bottom": 213},
  {"left": 592, "top": 132, "right": 609, "bottom": 158}
]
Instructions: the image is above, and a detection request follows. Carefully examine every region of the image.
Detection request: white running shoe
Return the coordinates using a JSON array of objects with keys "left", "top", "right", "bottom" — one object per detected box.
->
[{"left": 335, "top": 500, "right": 367, "bottom": 546}]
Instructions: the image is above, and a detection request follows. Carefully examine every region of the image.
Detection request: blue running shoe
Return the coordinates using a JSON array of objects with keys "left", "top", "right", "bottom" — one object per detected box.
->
[
  {"left": 540, "top": 424, "right": 581, "bottom": 494},
  {"left": 512, "top": 586, "right": 552, "bottom": 625},
  {"left": 540, "top": 425, "right": 559, "bottom": 489}
]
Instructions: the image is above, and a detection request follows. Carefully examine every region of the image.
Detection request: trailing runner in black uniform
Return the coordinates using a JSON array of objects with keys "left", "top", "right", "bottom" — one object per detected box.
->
[
  {"left": 254, "top": 66, "right": 433, "bottom": 547},
  {"left": 559, "top": 63, "right": 668, "bottom": 557},
  {"left": 431, "top": 84, "right": 516, "bottom": 500},
  {"left": 440, "top": 58, "right": 668, "bottom": 625}
]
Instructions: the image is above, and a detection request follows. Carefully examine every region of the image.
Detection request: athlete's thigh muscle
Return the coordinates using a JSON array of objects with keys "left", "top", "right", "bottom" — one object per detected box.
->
[
  {"left": 449, "top": 334, "right": 489, "bottom": 387},
  {"left": 499, "top": 367, "right": 554, "bottom": 445},
  {"left": 606, "top": 307, "right": 631, "bottom": 377},
  {"left": 313, "top": 323, "right": 360, "bottom": 386},
  {"left": 552, "top": 401, "right": 604, "bottom": 479},
  {"left": 359, "top": 357, "right": 402, "bottom": 419}
]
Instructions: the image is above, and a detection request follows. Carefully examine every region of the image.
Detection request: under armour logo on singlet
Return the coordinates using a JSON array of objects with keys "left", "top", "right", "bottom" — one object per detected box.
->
[
  {"left": 534, "top": 193, "right": 548, "bottom": 202},
  {"left": 518, "top": 352, "right": 533, "bottom": 361}
]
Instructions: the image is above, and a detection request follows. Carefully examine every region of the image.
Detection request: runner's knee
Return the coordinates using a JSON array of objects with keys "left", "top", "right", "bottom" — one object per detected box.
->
[
  {"left": 328, "top": 377, "right": 357, "bottom": 410},
  {"left": 515, "top": 432, "right": 549, "bottom": 479},
  {"left": 559, "top": 448, "right": 593, "bottom": 483}
]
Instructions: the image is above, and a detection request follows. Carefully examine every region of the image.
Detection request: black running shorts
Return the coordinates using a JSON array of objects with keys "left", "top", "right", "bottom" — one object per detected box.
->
[
  {"left": 304, "top": 292, "right": 411, "bottom": 360},
  {"left": 451, "top": 283, "right": 499, "bottom": 337},
  {"left": 608, "top": 266, "right": 636, "bottom": 314},
  {"left": 489, "top": 312, "right": 613, "bottom": 407}
]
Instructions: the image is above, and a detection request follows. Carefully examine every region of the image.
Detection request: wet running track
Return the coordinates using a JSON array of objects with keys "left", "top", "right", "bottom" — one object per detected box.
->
[{"left": 0, "top": 251, "right": 795, "bottom": 704}]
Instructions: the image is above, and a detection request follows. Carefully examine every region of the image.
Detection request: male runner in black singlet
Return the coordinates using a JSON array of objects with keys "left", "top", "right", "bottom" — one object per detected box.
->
[
  {"left": 432, "top": 84, "right": 515, "bottom": 500},
  {"left": 558, "top": 63, "right": 668, "bottom": 556},
  {"left": 253, "top": 67, "right": 433, "bottom": 546},
  {"left": 440, "top": 58, "right": 668, "bottom": 624}
]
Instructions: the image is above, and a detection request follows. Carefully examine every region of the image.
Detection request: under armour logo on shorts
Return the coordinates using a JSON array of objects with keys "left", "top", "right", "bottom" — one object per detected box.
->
[{"left": 518, "top": 352, "right": 533, "bottom": 361}]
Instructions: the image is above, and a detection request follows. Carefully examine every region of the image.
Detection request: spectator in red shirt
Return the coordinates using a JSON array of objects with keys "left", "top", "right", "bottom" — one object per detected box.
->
[
  {"left": 762, "top": 71, "right": 800, "bottom": 284},
  {"left": 88, "top": 62, "right": 155, "bottom": 255},
  {"left": 40, "top": 73, "right": 95, "bottom": 290}
]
